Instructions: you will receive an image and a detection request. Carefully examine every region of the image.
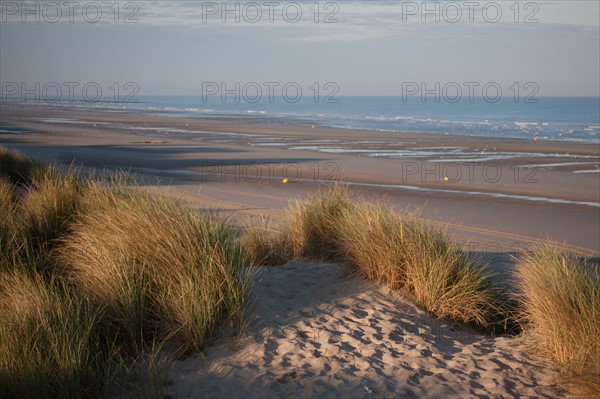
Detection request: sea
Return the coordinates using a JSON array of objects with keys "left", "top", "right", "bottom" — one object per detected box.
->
[{"left": 29, "top": 96, "right": 600, "bottom": 144}]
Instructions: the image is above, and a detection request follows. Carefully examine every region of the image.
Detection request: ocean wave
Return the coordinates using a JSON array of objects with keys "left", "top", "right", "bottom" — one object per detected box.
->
[{"left": 16, "top": 97, "right": 600, "bottom": 144}]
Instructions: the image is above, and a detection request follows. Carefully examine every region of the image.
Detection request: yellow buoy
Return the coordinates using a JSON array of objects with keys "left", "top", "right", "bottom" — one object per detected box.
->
[
  {"left": 444, "top": 176, "right": 449, "bottom": 182},
  {"left": 311, "top": 125, "right": 315, "bottom": 129},
  {"left": 534, "top": 137, "right": 539, "bottom": 141},
  {"left": 282, "top": 178, "right": 288, "bottom": 184}
]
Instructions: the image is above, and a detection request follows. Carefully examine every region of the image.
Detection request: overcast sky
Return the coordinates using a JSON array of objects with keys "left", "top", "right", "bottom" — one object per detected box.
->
[{"left": 1, "top": 1, "right": 599, "bottom": 96}]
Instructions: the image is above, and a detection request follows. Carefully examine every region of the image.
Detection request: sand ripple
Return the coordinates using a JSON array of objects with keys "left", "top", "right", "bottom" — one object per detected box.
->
[{"left": 165, "top": 262, "right": 566, "bottom": 398}]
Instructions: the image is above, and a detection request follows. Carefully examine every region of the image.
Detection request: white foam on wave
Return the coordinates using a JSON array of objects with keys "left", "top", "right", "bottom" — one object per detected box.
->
[
  {"left": 253, "top": 142, "right": 291, "bottom": 147},
  {"left": 0, "top": 129, "right": 34, "bottom": 134},
  {"left": 524, "top": 161, "right": 598, "bottom": 168},
  {"left": 36, "top": 118, "right": 85, "bottom": 124}
]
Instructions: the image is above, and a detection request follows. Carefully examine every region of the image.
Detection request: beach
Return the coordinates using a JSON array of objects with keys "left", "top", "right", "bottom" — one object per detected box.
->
[
  {"left": 3, "top": 2, "right": 599, "bottom": 397},
  {"left": 1, "top": 102, "right": 598, "bottom": 257},
  {"left": 1, "top": 102, "right": 599, "bottom": 398}
]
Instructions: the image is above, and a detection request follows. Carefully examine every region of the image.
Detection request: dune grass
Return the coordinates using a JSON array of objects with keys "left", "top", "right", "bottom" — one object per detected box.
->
[
  {"left": 0, "top": 146, "right": 255, "bottom": 398},
  {"left": 0, "top": 145, "right": 38, "bottom": 185},
  {"left": 336, "top": 198, "right": 505, "bottom": 329},
  {"left": 0, "top": 271, "right": 113, "bottom": 399},
  {"left": 287, "top": 184, "right": 354, "bottom": 261},
  {"left": 0, "top": 175, "right": 15, "bottom": 205},
  {"left": 279, "top": 185, "right": 508, "bottom": 330},
  {"left": 0, "top": 176, "right": 17, "bottom": 258},
  {"left": 399, "top": 219, "right": 504, "bottom": 328},
  {"left": 515, "top": 246, "right": 600, "bottom": 396},
  {"left": 57, "top": 183, "right": 253, "bottom": 353},
  {"left": 336, "top": 202, "right": 408, "bottom": 289},
  {"left": 20, "top": 165, "right": 84, "bottom": 267},
  {"left": 0, "top": 158, "right": 85, "bottom": 276},
  {"left": 242, "top": 218, "right": 294, "bottom": 266},
  {"left": 22, "top": 165, "right": 83, "bottom": 239}
]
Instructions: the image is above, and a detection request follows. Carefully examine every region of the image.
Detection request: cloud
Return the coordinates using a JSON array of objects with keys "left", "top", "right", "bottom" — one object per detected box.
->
[
  {"left": 131, "top": 1, "right": 599, "bottom": 43},
  {"left": 1, "top": 1, "right": 597, "bottom": 43}
]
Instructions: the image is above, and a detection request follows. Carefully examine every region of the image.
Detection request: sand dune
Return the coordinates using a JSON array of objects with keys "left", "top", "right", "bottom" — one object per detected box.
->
[
  {"left": 165, "top": 262, "right": 564, "bottom": 398},
  {"left": 1, "top": 103, "right": 596, "bottom": 398}
]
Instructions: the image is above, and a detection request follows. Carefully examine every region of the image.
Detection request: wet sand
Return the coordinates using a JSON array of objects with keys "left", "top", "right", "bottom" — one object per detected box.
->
[{"left": 2, "top": 102, "right": 598, "bottom": 256}]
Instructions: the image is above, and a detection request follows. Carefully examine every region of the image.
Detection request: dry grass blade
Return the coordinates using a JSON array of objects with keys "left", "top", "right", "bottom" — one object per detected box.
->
[
  {"left": 286, "top": 183, "right": 353, "bottom": 261},
  {"left": 515, "top": 245, "right": 600, "bottom": 396},
  {"left": 242, "top": 217, "right": 294, "bottom": 266},
  {"left": 56, "top": 182, "right": 253, "bottom": 353}
]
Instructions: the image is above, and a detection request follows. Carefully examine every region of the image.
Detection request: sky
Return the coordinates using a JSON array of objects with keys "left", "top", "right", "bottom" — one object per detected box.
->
[{"left": 0, "top": 0, "right": 599, "bottom": 97}]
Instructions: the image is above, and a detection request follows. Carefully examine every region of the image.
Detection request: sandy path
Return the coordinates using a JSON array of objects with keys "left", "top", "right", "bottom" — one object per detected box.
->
[{"left": 164, "top": 262, "right": 564, "bottom": 398}]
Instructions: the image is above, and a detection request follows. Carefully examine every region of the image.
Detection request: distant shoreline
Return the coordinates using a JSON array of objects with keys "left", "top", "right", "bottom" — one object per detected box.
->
[{"left": 2, "top": 96, "right": 599, "bottom": 144}]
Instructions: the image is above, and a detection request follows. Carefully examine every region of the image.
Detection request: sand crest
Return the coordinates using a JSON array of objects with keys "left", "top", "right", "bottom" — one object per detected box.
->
[{"left": 164, "top": 262, "right": 563, "bottom": 398}]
